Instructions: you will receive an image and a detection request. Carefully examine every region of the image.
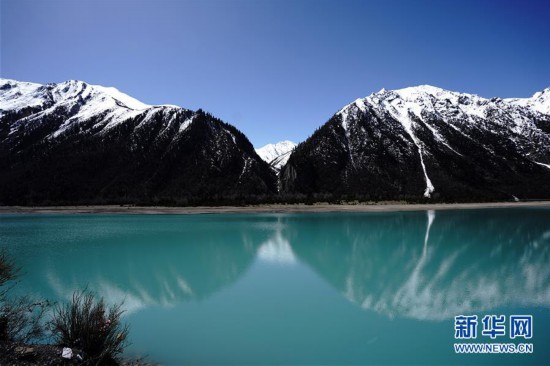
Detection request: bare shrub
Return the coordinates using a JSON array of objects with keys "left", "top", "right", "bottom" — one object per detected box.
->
[{"left": 50, "top": 290, "right": 129, "bottom": 365}]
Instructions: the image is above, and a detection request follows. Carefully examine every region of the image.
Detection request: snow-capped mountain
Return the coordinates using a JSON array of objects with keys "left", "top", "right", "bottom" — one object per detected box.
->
[
  {"left": 256, "top": 140, "right": 297, "bottom": 170},
  {"left": 0, "top": 78, "right": 276, "bottom": 204},
  {"left": 4, "top": 78, "right": 550, "bottom": 204},
  {"left": 281, "top": 85, "right": 550, "bottom": 201}
]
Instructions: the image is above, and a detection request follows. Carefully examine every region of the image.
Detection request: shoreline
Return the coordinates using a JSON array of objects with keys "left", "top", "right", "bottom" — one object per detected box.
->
[{"left": 1, "top": 201, "right": 550, "bottom": 215}]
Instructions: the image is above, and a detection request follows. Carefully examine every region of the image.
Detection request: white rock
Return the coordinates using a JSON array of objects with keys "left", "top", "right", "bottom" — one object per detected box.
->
[{"left": 62, "top": 347, "right": 73, "bottom": 359}]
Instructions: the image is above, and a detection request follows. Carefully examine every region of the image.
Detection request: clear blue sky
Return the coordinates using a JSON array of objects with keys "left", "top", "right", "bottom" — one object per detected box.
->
[{"left": 1, "top": 0, "right": 549, "bottom": 147}]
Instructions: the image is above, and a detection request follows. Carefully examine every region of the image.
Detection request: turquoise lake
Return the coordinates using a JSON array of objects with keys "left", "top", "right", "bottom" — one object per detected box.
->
[{"left": 1, "top": 208, "right": 549, "bottom": 365}]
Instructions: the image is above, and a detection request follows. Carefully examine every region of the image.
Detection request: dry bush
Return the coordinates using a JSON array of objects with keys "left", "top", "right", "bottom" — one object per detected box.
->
[{"left": 50, "top": 290, "right": 129, "bottom": 365}]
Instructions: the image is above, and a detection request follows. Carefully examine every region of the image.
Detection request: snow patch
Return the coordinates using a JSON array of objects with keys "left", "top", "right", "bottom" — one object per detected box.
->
[
  {"left": 534, "top": 161, "right": 550, "bottom": 170},
  {"left": 179, "top": 115, "right": 195, "bottom": 133},
  {"left": 338, "top": 109, "right": 357, "bottom": 169},
  {"left": 383, "top": 97, "right": 435, "bottom": 197},
  {"left": 238, "top": 157, "right": 252, "bottom": 182}
]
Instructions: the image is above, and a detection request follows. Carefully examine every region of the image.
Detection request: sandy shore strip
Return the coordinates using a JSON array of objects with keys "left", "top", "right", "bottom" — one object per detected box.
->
[{"left": 1, "top": 201, "right": 550, "bottom": 215}]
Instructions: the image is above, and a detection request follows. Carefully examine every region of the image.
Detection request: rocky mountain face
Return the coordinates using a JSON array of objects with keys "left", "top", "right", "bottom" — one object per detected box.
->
[
  {"left": 281, "top": 85, "right": 550, "bottom": 201},
  {"left": 255, "top": 140, "right": 297, "bottom": 171},
  {"left": 0, "top": 79, "right": 277, "bottom": 205}
]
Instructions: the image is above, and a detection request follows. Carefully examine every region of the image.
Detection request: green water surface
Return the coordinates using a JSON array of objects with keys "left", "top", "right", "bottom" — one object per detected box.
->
[{"left": 1, "top": 208, "right": 549, "bottom": 365}]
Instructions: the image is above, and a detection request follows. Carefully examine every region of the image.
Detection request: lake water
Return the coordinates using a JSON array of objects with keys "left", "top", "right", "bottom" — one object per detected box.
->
[{"left": 1, "top": 208, "right": 549, "bottom": 365}]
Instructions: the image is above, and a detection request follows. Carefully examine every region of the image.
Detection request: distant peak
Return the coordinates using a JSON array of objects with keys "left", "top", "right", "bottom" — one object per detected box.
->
[{"left": 255, "top": 140, "right": 297, "bottom": 170}]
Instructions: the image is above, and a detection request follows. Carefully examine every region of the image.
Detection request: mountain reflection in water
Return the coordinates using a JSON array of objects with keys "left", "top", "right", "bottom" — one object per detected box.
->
[
  {"left": 286, "top": 209, "right": 550, "bottom": 320},
  {"left": 2, "top": 209, "right": 549, "bottom": 321}
]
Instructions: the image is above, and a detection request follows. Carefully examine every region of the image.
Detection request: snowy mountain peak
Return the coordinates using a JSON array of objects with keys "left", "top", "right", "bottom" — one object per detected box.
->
[
  {"left": 532, "top": 87, "right": 550, "bottom": 98},
  {"left": 0, "top": 78, "right": 156, "bottom": 117},
  {"left": 256, "top": 140, "right": 297, "bottom": 170},
  {"left": 89, "top": 84, "right": 150, "bottom": 110},
  {"left": 0, "top": 79, "right": 193, "bottom": 138},
  {"left": 0, "top": 78, "right": 278, "bottom": 204},
  {"left": 394, "top": 85, "right": 457, "bottom": 100},
  {"left": 285, "top": 84, "right": 550, "bottom": 201},
  {"left": 0, "top": 78, "right": 48, "bottom": 114},
  {"left": 529, "top": 87, "right": 550, "bottom": 114},
  {"left": 505, "top": 86, "right": 550, "bottom": 115},
  {"left": 338, "top": 84, "right": 550, "bottom": 126}
]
